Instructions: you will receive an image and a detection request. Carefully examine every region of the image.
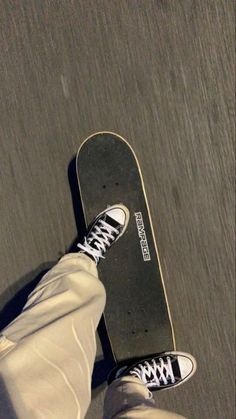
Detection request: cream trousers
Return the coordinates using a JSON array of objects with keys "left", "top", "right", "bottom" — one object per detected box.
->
[{"left": 0, "top": 253, "right": 186, "bottom": 419}]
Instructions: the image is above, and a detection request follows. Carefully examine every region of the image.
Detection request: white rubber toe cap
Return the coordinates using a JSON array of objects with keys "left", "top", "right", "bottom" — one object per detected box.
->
[
  {"left": 107, "top": 208, "right": 126, "bottom": 225},
  {"left": 106, "top": 204, "right": 129, "bottom": 229},
  {"left": 178, "top": 353, "right": 197, "bottom": 380}
]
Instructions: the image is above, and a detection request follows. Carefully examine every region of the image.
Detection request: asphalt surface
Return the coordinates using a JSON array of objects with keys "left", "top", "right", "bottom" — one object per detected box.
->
[{"left": 0, "top": 2, "right": 234, "bottom": 419}]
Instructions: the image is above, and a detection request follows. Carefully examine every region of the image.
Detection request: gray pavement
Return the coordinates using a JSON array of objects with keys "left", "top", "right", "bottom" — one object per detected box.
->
[{"left": 0, "top": 1, "right": 234, "bottom": 418}]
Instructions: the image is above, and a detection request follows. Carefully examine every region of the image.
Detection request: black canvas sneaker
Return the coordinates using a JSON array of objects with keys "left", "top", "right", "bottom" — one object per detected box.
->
[
  {"left": 108, "top": 351, "right": 197, "bottom": 391},
  {"left": 77, "top": 204, "right": 129, "bottom": 265}
]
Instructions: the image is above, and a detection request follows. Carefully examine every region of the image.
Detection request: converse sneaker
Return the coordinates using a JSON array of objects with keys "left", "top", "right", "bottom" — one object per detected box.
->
[
  {"left": 108, "top": 351, "right": 197, "bottom": 391},
  {"left": 77, "top": 204, "right": 130, "bottom": 265}
]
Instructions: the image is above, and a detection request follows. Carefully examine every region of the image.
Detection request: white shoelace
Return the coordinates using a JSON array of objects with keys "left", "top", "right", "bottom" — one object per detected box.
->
[
  {"left": 77, "top": 219, "right": 119, "bottom": 263},
  {"left": 130, "top": 357, "right": 175, "bottom": 387}
]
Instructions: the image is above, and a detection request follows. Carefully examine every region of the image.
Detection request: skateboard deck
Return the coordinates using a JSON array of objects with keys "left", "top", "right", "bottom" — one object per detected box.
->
[{"left": 76, "top": 132, "right": 175, "bottom": 364}]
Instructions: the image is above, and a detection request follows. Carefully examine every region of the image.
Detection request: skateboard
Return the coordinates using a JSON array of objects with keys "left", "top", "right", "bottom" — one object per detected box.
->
[{"left": 76, "top": 132, "right": 176, "bottom": 365}]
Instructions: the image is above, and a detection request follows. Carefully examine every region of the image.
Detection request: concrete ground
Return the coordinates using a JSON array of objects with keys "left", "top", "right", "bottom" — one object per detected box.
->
[{"left": 0, "top": 1, "right": 234, "bottom": 418}]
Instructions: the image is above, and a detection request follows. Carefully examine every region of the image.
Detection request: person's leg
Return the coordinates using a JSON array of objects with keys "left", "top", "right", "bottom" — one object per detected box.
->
[
  {"left": 0, "top": 253, "right": 105, "bottom": 419},
  {"left": 0, "top": 204, "right": 129, "bottom": 419},
  {"left": 104, "top": 376, "right": 186, "bottom": 419}
]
